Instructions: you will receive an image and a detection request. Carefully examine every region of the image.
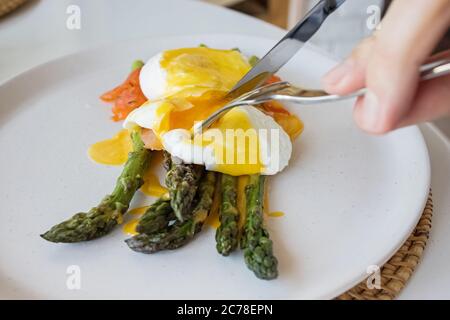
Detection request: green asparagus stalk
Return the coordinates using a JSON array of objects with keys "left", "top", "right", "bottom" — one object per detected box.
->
[
  {"left": 165, "top": 153, "right": 204, "bottom": 222},
  {"left": 41, "top": 128, "right": 151, "bottom": 243},
  {"left": 126, "top": 171, "right": 217, "bottom": 253},
  {"left": 241, "top": 174, "right": 278, "bottom": 280},
  {"left": 131, "top": 59, "right": 145, "bottom": 71},
  {"left": 215, "top": 174, "right": 240, "bottom": 256},
  {"left": 135, "top": 193, "right": 174, "bottom": 234},
  {"left": 248, "top": 55, "right": 260, "bottom": 67}
]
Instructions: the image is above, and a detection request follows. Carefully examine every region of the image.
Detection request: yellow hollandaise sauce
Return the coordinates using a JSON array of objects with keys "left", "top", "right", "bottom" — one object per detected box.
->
[
  {"left": 89, "top": 131, "right": 168, "bottom": 197},
  {"left": 204, "top": 178, "right": 221, "bottom": 229},
  {"left": 141, "top": 171, "right": 167, "bottom": 197},
  {"left": 122, "top": 207, "right": 150, "bottom": 236},
  {"left": 267, "top": 211, "right": 285, "bottom": 218},
  {"left": 88, "top": 129, "right": 132, "bottom": 165},
  {"left": 128, "top": 206, "right": 149, "bottom": 215},
  {"left": 88, "top": 132, "right": 168, "bottom": 235},
  {"left": 123, "top": 219, "right": 139, "bottom": 236},
  {"left": 263, "top": 180, "right": 284, "bottom": 219},
  {"left": 140, "top": 151, "right": 168, "bottom": 197},
  {"left": 160, "top": 47, "right": 251, "bottom": 98},
  {"left": 193, "top": 108, "right": 264, "bottom": 176},
  {"left": 154, "top": 94, "right": 226, "bottom": 135}
]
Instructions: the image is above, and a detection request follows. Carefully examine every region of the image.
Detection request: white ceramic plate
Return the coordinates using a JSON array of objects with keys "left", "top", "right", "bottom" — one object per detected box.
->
[{"left": 0, "top": 35, "right": 430, "bottom": 299}]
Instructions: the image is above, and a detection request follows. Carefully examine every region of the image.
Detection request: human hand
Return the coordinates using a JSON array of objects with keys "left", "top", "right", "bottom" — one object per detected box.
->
[{"left": 322, "top": 0, "right": 450, "bottom": 134}]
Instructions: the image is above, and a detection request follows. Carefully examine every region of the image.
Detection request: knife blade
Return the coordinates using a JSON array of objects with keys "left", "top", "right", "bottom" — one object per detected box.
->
[{"left": 227, "top": 0, "right": 346, "bottom": 99}]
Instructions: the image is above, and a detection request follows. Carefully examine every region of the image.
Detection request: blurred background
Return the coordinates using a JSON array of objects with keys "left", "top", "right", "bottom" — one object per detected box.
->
[{"left": 201, "top": 0, "right": 382, "bottom": 57}]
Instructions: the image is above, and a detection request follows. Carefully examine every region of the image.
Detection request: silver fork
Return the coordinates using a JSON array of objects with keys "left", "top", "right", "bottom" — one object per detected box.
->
[{"left": 194, "top": 58, "right": 450, "bottom": 135}]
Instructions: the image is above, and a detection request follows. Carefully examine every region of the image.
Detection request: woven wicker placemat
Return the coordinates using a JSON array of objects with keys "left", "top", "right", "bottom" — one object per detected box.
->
[
  {"left": 0, "top": 0, "right": 27, "bottom": 17},
  {"left": 337, "top": 191, "right": 433, "bottom": 300}
]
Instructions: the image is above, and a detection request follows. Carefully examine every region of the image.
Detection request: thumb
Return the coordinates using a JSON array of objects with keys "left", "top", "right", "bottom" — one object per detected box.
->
[{"left": 322, "top": 37, "right": 374, "bottom": 95}]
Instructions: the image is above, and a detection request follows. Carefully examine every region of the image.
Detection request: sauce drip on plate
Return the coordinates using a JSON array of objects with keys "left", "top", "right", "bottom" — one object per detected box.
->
[{"left": 88, "top": 129, "right": 132, "bottom": 165}]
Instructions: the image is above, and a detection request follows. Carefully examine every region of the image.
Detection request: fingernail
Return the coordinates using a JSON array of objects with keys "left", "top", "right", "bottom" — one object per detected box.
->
[
  {"left": 361, "top": 90, "right": 380, "bottom": 129},
  {"left": 322, "top": 59, "right": 354, "bottom": 87}
]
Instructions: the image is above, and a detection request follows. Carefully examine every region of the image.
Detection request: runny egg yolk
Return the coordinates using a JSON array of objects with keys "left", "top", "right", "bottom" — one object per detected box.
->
[
  {"left": 122, "top": 207, "right": 150, "bottom": 235},
  {"left": 123, "top": 219, "right": 139, "bottom": 236},
  {"left": 88, "top": 129, "right": 132, "bottom": 165},
  {"left": 195, "top": 108, "right": 264, "bottom": 176},
  {"left": 141, "top": 171, "right": 167, "bottom": 197},
  {"left": 124, "top": 47, "right": 301, "bottom": 176},
  {"left": 159, "top": 47, "right": 251, "bottom": 98},
  {"left": 154, "top": 93, "right": 226, "bottom": 135}
]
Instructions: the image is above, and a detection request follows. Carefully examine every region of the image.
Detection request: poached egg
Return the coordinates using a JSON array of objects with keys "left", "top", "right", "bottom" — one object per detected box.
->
[{"left": 124, "top": 47, "right": 296, "bottom": 176}]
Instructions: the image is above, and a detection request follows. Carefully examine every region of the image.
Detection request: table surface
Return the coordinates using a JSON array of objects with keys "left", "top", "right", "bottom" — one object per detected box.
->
[{"left": 0, "top": 0, "right": 449, "bottom": 299}]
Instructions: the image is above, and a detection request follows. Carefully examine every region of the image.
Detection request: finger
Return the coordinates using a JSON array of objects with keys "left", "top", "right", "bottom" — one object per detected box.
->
[
  {"left": 322, "top": 37, "right": 375, "bottom": 95},
  {"left": 427, "top": 49, "right": 450, "bottom": 62},
  {"left": 354, "top": 75, "right": 450, "bottom": 133},
  {"left": 398, "top": 75, "right": 450, "bottom": 127},
  {"left": 355, "top": 0, "right": 450, "bottom": 133}
]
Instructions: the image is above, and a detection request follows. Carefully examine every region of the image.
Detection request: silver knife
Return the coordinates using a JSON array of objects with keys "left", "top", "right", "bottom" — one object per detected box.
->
[{"left": 227, "top": 0, "right": 346, "bottom": 99}]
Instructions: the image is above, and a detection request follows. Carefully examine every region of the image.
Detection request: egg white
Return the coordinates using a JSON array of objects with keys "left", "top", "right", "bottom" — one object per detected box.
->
[
  {"left": 139, "top": 53, "right": 167, "bottom": 100},
  {"left": 123, "top": 100, "right": 161, "bottom": 130},
  {"left": 161, "top": 106, "right": 292, "bottom": 175},
  {"left": 125, "top": 49, "right": 293, "bottom": 175}
]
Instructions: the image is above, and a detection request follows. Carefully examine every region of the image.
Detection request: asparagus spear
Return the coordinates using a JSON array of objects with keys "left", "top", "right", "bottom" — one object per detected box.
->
[
  {"left": 135, "top": 193, "right": 174, "bottom": 234},
  {"left": 248, "top": 55, "right": 260, "bottom": 67},
  {"left": 165, "top": 153, "right": 204, "bottom": 222},
  {"left": 131, "top": 59, "right": 145, "bottom": 71},
  {"left": 41, "top": 128, "right": 151, "bottom": 243},
  {"left": 241, "top": 174, "right": 278, "bottom": 280},
  {"left": 215, "top": 174, "right": 240, "bottom": 256},
  {"left": 125, "top": 171, "right": 217, "bottom": 253}
]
